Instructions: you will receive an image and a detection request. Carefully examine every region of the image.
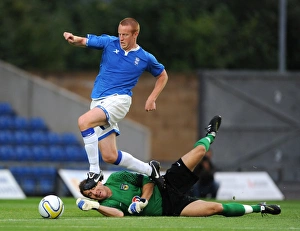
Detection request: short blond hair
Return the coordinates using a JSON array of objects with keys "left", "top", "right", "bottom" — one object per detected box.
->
[{"left": 119, "top": 17, "right": 140, "bottom": 34}]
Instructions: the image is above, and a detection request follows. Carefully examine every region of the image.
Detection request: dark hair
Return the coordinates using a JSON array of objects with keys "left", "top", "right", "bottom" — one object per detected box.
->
[
  {"left": 78, "top": 180, "right": 105, "bottom": 202},
  {"left": 79, "top": 179, "right": 88, "bottom": 197}
]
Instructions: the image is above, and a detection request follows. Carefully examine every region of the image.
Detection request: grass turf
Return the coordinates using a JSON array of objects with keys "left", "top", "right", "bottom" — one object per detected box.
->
[{"left": 0, "top": 198, "right": 299, "bottom": 231}]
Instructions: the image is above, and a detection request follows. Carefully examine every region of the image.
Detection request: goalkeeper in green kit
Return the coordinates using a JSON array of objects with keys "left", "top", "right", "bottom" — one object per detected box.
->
[{"left": 76, "top": 116, "right": 281, "bottom": 217}]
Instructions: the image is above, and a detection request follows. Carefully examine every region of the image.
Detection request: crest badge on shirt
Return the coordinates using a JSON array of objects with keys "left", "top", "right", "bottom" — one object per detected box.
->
[
  {"left": 120, "top": 184, "right": 129, "bottom": 191},
  {"left": 134, "top": 57, "right": 140, "bottom": 66}
]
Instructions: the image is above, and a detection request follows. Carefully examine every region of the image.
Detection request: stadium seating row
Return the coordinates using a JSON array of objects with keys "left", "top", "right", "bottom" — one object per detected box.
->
[
  {"left": 10, "top": 166, "right": 57, "bottom": 196},
  {"left": 0, "top": 115, "right": 48, "bottom": 131},
  {"left": 0, "top": 102, "right": 87, "bottom": 196},
  {"left": 0, "top": 144, "right": 87, "bottom": 162},
  {"left": 0, "top": 130, "right": 80, "bottom": 146}
]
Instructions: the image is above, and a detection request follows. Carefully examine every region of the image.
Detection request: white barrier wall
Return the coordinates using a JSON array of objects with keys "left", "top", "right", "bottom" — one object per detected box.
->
[
  {"left": 0, "top": 170, "right": 26, "bottom": 199},
  {"left": 215, "top": 172, "right": 284, "bottom": 201}
]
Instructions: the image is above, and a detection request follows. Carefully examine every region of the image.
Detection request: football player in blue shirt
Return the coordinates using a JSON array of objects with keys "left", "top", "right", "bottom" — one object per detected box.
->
[{"left": 63, "top": 18, "right": 168, "bottom": 190}]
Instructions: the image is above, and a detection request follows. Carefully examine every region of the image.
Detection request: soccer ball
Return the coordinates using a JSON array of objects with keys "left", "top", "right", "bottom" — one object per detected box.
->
[{"left": 38, "top": 195, "right": 64, "bottom": 219}]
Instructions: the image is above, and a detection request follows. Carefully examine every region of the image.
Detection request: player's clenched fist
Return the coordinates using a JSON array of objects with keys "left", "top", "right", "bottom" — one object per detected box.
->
[
  {"left": 128, "top": 196, "right": 148, "bottom": 214},
  {"left": 63, "top": 32, "right": 74, "bottom": 42}
]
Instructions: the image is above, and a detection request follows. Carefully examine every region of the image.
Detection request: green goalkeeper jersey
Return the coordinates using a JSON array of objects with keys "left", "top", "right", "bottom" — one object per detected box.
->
[{"left": 100, "top": 171, "right": 163, "bottom": 216}]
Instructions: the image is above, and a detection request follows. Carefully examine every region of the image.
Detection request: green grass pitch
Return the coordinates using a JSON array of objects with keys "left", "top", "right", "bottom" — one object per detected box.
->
[{"left": 0, "top": 198, "right": 299, "bottom": 231}]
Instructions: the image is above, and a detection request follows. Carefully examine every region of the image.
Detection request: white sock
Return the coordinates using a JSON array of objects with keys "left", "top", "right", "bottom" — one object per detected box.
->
[
  {"left": 118, "top": 151, "right": 152, "bottom": 176},
  {"left": 83, "top": 132, "right": 100, "bottom": 173},
  {"left": 243, "top": 205, "right": 254, "bottom": 214}
]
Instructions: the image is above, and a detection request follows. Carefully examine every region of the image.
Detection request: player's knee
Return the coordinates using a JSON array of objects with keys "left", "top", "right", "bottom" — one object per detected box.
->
[
  {"left": 78, "top": 116, "right": 85, "bottom": 129},
  {"left": 102, "top": 153, "right": 118, "bottom": 164},
  {"left": 193, "top": 145, "right": 207, "bottom": 161},
  {"left": 195, "top": 145, "right": 206, "bottom": 153},
  {"left": 78, "top": 115, "right": 90, "bottom": 130}
]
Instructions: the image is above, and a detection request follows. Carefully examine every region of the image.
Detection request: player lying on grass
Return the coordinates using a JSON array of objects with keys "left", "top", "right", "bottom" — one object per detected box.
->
[{"left": 76, "top": 115, "right": 281, "bottom": 217}]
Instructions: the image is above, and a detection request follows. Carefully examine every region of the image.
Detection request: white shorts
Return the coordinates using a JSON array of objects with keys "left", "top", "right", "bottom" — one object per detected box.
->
[{"left": 90, "top": 94, "right": 132, "bottom": 140}]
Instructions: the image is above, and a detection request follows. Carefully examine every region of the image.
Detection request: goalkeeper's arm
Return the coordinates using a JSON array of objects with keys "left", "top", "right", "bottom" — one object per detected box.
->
[
  {"left": 140, "top": 182, "right": 154, "bottom": 201},
  {"left": 76, "top": 198, "right": 123, "bottom": 217},
  {"left": 128, "top": 182, "right": 154, "bottom": 214}
]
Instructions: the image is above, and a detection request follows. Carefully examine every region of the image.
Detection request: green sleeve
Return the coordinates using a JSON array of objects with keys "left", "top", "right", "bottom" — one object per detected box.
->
[{"left": 109, "top": 171, "right": 152, "bottom": 187}]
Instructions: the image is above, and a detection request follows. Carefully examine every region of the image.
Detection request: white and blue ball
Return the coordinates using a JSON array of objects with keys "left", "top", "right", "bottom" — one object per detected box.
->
[{"left": 38, "top": 195, "right": 64, "bottom": 219}]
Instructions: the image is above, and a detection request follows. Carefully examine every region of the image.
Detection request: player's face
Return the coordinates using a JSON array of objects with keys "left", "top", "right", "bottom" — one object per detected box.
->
[
  {"left": 83, "top": 182, "right": 111, "bottom": 200},
  {"left": 118, "top": 24, "right": 138, "bottom": 51}
]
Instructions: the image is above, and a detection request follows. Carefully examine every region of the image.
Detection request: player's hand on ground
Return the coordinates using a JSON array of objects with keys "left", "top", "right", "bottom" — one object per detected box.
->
[
  {"left": 76, "top": 198, "right": 100, "bottom": 211},
  {"left": 128, "top": 196, "right": 148, "bottom": 214}
]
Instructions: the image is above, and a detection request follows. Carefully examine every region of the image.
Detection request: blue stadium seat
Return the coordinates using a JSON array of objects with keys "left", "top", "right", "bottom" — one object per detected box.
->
[
  {"left": 13, "top": 116, "right": 29, "bottom": 130},
  {"left": 32, "top": 145, "right": 49, "bottom": 161},
  {"left": 49, "top": 145, "right": 65, "bottom": 161},
  {"left": 0, "top": 145, "right": 15, "bottom": 161},
  {"left": 21, "top": 178, "right": 36, "bottom": 196},
  {"left": 38, "top": 178, "right": 55, "bottom": 195},
  {"left": 9, "top": 166, "right": 23, "bottom": 177},
  {"left": 30, "top": 131, "right": 48, "bottom": 145},
  {"left": 60, "top": 132, "right": 80, "bottom": 145},
  {"left": 65, "top": 145, "right": 87, "bottom": 162},
  {"left": 34, "top": 167, "right": 57, "bottom": 195},
  {"left": 0, "top": 130, "right": 14, "bottom": 145},
  {"left": 10, "top": 166, "right": 57, "bottom": 196},
  {"left": 32, "top": 166, "right": 56, "bottom": 178},
  {"left": 14, "top": 130, "right": 31, "bottom": 145},
  {"left": 79, "top": 147, "right": 88, "bottom": 161},
  {"left": 15, "top": 145, "right": 32, "bottom": 161},
  {"left": 47, "top": 132, "right": 61, "bottom": 145},
  {"left": 0, "top": 102, "right": 15, "bottom": 116},
  {"left": 28, "top": 117, "right": 48, "bottom": 131},
  {"left": 0, "top": 116, "right": 14, "bottom": 130},
  {"left": 10, "top": 166, "right": 32, "bottom": 181}
]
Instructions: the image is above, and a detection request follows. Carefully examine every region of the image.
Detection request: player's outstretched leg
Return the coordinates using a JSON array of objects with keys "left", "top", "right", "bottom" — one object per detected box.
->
[
  {"left": 221, "top": 202, "right": 281, "bottom": 217},
  {"left": 205, "top": 115, "right": 222, "bottom": 139},
  {"left": 194, "top": 115, "right": 222, "bottom": 149},
  {"left": 259, "top": 202, "right": 281, "bottom": 216}
]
